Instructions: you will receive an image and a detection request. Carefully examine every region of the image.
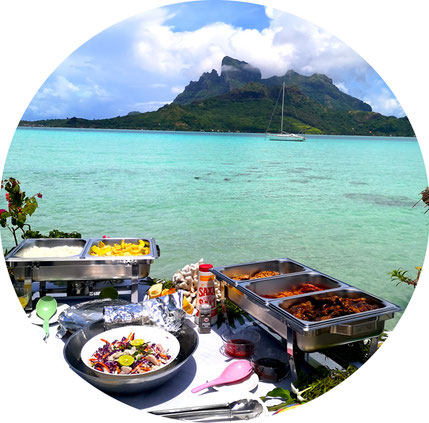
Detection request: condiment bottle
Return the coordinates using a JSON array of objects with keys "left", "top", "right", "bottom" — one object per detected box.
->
[
  {"left": 195, "top": 263, "right": 217, "bottom": 325},
  {"left": 198, "top": 303, "right": 212, "bottom": 334}
]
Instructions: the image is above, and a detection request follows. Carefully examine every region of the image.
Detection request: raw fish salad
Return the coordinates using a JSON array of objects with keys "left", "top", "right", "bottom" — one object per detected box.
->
[{"left": 88, "top": 332, "right": 172, "bottom": 375}]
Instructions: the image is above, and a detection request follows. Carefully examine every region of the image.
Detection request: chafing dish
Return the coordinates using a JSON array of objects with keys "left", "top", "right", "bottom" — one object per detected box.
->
[
  {"left": 212, "top": 258, "right": 308, "bottom": 283},
  {"left": 5, "top": 237, "right": 160, "bottom": 303},
  {"left": 269, "top": 287, "right": 400, "bottom": 352},
  {"left": 211, "top": 258, "right": 401, "bottom": 380}
]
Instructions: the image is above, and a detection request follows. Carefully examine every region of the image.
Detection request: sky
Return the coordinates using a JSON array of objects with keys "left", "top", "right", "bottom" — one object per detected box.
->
[{"left": 22, "top": 0, "right": 405, "bottom": 121}]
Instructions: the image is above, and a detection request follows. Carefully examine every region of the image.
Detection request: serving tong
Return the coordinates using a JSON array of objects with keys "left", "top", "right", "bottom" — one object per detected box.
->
[{"left": 150, "top": 399, "right": 264, "bottom": 421}]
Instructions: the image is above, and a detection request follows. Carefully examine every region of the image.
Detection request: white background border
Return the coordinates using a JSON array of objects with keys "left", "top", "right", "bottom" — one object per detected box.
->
[{"left": 1, "top": 1, "right": 428, "bottom": 422}]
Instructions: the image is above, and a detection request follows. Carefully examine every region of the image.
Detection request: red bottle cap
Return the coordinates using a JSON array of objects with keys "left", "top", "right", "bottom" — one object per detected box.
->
[{"left": 199, "top": 264, "right": 213, "bottom": 272}]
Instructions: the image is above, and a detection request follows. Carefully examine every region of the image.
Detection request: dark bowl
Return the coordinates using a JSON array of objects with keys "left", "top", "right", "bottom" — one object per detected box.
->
[{"left": 63, "top": 320, "right": 198, "bottom": 394}]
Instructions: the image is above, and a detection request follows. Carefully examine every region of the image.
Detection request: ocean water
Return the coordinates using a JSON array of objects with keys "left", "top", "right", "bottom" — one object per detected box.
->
[{"left": 2, "top": 128, "right": 428, "bottom": 329}]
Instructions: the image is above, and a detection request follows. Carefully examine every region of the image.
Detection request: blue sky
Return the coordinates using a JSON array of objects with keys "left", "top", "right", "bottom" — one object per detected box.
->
[{"left": 22, "top": 0, "right": 404, "bottom": 121}]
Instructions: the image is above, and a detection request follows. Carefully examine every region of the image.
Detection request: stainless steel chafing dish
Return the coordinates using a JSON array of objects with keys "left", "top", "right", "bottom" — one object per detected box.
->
[
  {"left": 5, "top": 237, "right": 160, "bottom": 304},
  {"left": 211, "top": 258, "right": 401, "bottom": 379}
]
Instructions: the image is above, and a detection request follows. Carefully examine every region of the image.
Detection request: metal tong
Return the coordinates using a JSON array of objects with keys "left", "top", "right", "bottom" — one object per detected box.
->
[{"left": 149, "top": 399, "right": 264, "bottom": 421}]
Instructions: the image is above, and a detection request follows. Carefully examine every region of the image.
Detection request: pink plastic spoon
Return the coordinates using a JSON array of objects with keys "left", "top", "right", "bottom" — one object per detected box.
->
[{"left": 191, "top": 360, "right": 253, "bottom": 393}]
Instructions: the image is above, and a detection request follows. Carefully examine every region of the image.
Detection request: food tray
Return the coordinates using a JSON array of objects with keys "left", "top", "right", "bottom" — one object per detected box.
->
[
  {"left": 211, "top": 258, "right": 309, "bottom": 286},
  {"left": 269, "top": 287, "right": 401, "bottom": 351},
  {"left": 63, "top": 320, "right": 198, "bottom": 394},
  {"left": 5, "top": 237, "right": 160, "bottom": 281},
  {"left": 235, "top": 272, "right": 348, "bottom": 306}
]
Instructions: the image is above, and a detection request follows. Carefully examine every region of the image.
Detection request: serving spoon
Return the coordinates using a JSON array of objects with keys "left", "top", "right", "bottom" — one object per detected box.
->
[
  {"left": 36, "top": 296, "right": 57, "bottom": 340},
  {"left": 191, "top": 360, "right": 253, "bottom": 393}
]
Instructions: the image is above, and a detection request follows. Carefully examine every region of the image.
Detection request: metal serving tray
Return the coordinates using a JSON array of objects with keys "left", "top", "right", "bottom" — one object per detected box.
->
[
  {"left": 6, "top": 238, "right": 88, "bottom": 262},
  {"left": 237, "top": 272, "right": 347, "bottom": 306},
  {"left": 5, "top": 237, "right": 159, "bottom": 281},
  {"left": 269, "top": 287, "right": 401, "bottom": 352},
  {"left": 211, "top": 258, "right": 308, "bottom": 286},
  {"left": 5, "top": 237, "right": 160, "bottom": 303}
]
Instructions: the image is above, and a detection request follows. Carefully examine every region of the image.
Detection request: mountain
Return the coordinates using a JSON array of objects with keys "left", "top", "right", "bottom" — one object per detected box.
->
[
  {"left": 174, "top": 56, "right": 262, "bottom": 104},
  {"left": 174, "top": 57, "right": 371, "bottom": 113},
  {"left": 19, "top": 57, "right": 415, "bottom": 137}
]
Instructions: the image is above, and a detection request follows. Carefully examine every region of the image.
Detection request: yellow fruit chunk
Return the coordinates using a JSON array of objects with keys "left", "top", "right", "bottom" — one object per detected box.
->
[
  {"left": 88, "top": 239, "right": 151, "bottom": 256},
  {"left": 182, "top": 296, "right": 194, "bottom": 315},
  {"left": 148, "top": 283, "right": 163, "bottom": 299}
]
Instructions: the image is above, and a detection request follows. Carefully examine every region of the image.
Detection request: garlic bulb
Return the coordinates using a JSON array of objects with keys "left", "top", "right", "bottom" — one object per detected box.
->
[{"left": 172, "top": 259, "right": 222, "bottom": 307}]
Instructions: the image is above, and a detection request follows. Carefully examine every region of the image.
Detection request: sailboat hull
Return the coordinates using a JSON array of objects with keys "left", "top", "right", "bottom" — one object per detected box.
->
[{"left": 267, "top": 133, "right": 306, "bottom": 142}]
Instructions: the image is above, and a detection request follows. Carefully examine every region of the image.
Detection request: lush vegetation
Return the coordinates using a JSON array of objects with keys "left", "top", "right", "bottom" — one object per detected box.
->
[
  {"left": 0, "top": 177, "right": 81, "bottom": 255},
  {"left": 20, "top": 82, "right": 414, "bottom": 136},
  {"left": 19, "top": 56, "right": 414, "bottom": 136}
]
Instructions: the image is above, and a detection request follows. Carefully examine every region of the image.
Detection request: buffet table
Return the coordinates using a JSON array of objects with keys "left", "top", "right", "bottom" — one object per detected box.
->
[{"left": 10, "top": 238, "right": 399, "bottom": 418}]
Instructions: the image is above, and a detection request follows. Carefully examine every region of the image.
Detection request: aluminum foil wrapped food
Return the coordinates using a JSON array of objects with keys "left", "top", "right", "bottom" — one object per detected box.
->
[
  {"left": 103, "top": 290, "right": 187, "bottom": 334},
  {"left": 56, "top": 298, "right": 129, "bottom": 338}
]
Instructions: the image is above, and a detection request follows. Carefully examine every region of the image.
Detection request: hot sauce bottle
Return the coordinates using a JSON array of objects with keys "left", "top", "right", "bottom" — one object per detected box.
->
[{"left": 195, "top": 263, "right": 217, "bottom": 326}]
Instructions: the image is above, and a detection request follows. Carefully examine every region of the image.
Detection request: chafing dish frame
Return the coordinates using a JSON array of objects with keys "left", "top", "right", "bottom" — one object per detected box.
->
[
  {"left": 212, "top": 258, "right": 401, "bottom": 380},
  {"left": 5, "top": 237, "right": 160, "bottom": 305}
]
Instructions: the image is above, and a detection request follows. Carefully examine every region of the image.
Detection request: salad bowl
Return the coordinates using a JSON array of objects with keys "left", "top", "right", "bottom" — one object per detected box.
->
[
  {"left": 80, "top": 325, "right": 180, "bottom": 378},
  {"left": 64, "top": 320, "right": 198, "bottom": 394}
]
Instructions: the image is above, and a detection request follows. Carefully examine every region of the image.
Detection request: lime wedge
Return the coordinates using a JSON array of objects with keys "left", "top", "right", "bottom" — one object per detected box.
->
[
  {"left": 98, "top": 287, "right": 119, "bottom": 299},
  {"left": 118, "top": 355, "right": 134, "bottom": 366},
  {"left": 130, "top": 339, "right": 145, "bottom": 346}
]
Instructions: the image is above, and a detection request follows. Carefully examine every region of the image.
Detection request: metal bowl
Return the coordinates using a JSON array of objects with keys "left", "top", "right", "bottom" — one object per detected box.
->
[{"left": 63, "top": 320, "right": 198, "bottom": 394}]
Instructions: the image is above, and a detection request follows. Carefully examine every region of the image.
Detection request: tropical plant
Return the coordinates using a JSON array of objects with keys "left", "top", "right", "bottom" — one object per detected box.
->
[
  {"left": 389, "top": 267, "right": 420, "bottom": 288},
  {"left": 0, "top": 178, "right": 82, "bottom": 254},
  {"left": 0, "top": 177, "right": 42, "bottom": 247}
]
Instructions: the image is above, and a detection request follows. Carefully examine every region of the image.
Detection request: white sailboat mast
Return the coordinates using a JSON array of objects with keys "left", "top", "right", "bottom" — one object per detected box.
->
[{"left": 281, "top": 82, "right": 285, "bottom": 134}]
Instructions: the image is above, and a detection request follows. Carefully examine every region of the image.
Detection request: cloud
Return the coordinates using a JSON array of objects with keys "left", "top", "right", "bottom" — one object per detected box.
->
[
  {"left": 131, "top": 4, "right": 402, "bottom": 116},
  {"left": 23, "top": 3, "right": 405, "bottom": 119},
  {"left": 171, "top": 86, "right": 184, "bottom": 94},
  {"left": 37, "top": 76, "right": 79, "bottom": 99},
  {"left": 334, "top": 82, "right": 349, "bottom": 94},
  {"left": 133, "top": 6, "right": 368, "bottom": 82},
  {"left": 133, "top": 100, "right": 172, "bottom": 112},
  {"left": 34, "top": 76, "right": 108, "bottom": 102},
  {"left": 363, "top": 88, "right": 404, "bottom": 117}
]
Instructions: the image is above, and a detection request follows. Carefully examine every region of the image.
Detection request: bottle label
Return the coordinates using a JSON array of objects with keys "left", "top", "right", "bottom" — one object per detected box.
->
[{"left": 196, "top": 272, "right": 217, "bottom": 321}]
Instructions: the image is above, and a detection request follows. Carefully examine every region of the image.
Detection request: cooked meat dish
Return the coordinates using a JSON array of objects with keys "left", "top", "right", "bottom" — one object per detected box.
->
[
  {"left": 260, "top": 283, "right": 324, "bottom": 299},
  {"left": 284, "top": 295, "right": 380, "bottom": 321},
  {"left": 233, "top": 270, "right": 280, "bottom": 280}
]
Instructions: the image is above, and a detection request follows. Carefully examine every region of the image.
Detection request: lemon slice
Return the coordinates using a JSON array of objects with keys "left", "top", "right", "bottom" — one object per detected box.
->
[
  {"left": 130, "top": 339, "right": 145, "bottom": 346},
  {"left": 148, "top": 283, "right": 163, "bottom": 299},
  {"left": 118, "top": 355, "right": 134, "bottom": 366},
  {"left": 182, "top": 296, "right": 194, "bottom": 315}
]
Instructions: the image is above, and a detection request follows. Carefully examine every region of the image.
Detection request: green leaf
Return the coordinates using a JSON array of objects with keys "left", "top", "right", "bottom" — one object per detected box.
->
[
  {"left": 264, "top": 387, "right": 293, "bottom": 400},
  {"left": 162, "top": 280, "right": 174, "bottom": 290}
]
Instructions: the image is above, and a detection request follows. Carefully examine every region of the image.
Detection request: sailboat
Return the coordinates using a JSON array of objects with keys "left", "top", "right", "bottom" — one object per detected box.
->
[{"left": 266, "top": 82, "right": 306, "bottom": 142}]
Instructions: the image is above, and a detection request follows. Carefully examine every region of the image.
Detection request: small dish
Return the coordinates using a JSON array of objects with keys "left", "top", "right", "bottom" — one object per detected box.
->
[
  {"left": 251, "top": 348, "right": 290, "bottom": 382},
  {"left": 221, "top": 327, "right": 260, "bottom": 359}
]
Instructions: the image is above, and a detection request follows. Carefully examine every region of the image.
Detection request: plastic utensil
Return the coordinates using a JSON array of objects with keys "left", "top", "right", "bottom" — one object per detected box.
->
[
  {"left": 36, "top": 296, "right": 57, "bottom": 340},
  {"left": 191, "top": 360, "right": 253, "bottom": 393}
]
